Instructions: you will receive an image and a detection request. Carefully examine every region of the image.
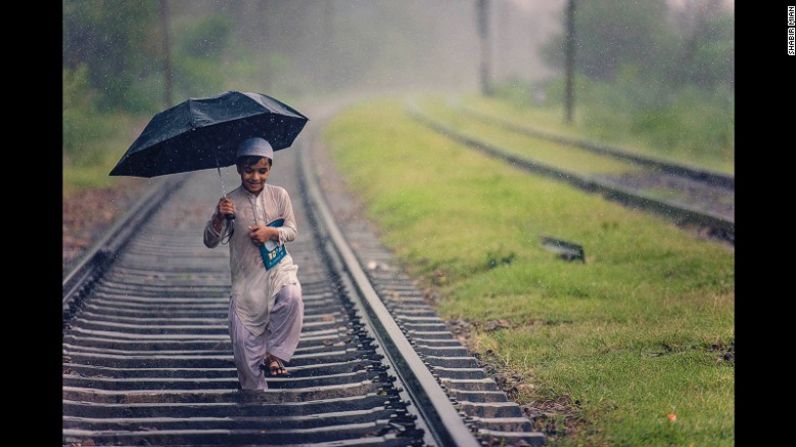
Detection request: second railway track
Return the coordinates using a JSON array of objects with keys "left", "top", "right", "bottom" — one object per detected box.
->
[
  {"left": 407, "top": 102, "right": 734, "bottom": 243},
  {"left": 62, "top": 103, "right": 545, "bottom": 446},
  {"left": 453, "top": 102, "right": 734, "bottom": 190}
]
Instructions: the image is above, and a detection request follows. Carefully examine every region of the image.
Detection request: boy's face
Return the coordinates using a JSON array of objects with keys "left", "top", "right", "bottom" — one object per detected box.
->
[{"left": 237, "top": 158, "right": 271, "bottom": 194}]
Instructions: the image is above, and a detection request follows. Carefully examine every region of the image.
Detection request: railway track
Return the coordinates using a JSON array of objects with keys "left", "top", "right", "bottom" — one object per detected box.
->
[
  {"left": 62, "top": 104, "right": 545, "bottom": 446},
  {"left": 407, "top": 103, "right": 734, "bottom": 243},
  {"left": 453, "top": 102, "right": 734, "bottom": 190}
]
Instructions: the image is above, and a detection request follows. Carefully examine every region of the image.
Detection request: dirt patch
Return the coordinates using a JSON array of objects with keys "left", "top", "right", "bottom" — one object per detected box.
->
[
  {"left": 647, "top": 339, "right": 735, "bottom": 366},
  {"left": 63, "top": 178, "right": 148, "bottom": 274},
  {"left": 449, "top": 318, "right": 513, "bottom": 334},
  {"left": 522, "top": 395, "right": 589, "bottom": 441},
  {"left": 67, "top": 441, "right": 96, "bottom": 447},
  {"left": 484, "top": 356, "right": 588, "bottom": 440},
  {"left": 708, "top": 339, "right": 735, "bottom": 365},
  {"left": 447, "top": 318, "right": 586, "bottom": 441}
]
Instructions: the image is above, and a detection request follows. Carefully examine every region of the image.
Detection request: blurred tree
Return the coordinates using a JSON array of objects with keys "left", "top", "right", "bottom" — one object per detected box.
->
[
  {"left": 173, "top": 14, "right": 233, "bottom": 98},
  {"left": 531, "top": 0, "right": 734, "bottom": 158},
  {"left": 542, "top": 0, "right": 675, "bottom": 82},
  {"left": 668, "top": 0, "right": 734, "bottom": 88},
  {"left": 541, "top": 0, "right": 733, "bottom": 90},
  {"left": 179, "top": 13, "right": 231, "bottom": 59},
  {"left": 63, "top": 65, "right": 109, "bottom": 160},
  {"left": 63, "top": 0, "right": 160, "bottom": 112}
]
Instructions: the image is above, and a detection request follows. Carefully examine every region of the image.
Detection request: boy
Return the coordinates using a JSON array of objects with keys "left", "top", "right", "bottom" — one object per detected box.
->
[{"left": 203, "top": 137, "right": 303, "bottom": 391}]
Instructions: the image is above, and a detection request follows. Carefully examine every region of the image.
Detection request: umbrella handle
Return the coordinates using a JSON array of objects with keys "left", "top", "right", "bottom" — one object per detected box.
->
[{"left": 219, "top": 212, "right": 236, "bottom": 245}]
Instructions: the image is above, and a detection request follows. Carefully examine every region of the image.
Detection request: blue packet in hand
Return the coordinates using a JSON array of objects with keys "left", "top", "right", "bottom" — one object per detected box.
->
[{"left": 259, "top": 219, "right": 287, "bottom": 270}]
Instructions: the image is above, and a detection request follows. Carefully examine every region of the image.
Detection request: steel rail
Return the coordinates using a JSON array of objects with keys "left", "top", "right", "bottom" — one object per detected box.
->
[
  {"left": 453, "top": 101, "right": 734, "bottom": 190},
  {"left": 63, "top": 100, "right": 542, "bottom": 446},
  {"left": 297, "top": 126, "right": 481, "bottom": 447},
  {"left": 62, "top": 169, "right": 425, "bottom": 446},
  {"left": 63, "top": 175, "right": 188, "bottom": 321}
]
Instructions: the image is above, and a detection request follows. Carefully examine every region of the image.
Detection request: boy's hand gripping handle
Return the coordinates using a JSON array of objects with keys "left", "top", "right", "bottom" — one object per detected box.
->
[{"left": 217, "top": 197, "right": 235, "bottom": 225}]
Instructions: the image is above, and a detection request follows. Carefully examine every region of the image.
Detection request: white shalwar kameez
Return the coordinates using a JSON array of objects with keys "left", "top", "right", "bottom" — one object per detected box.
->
[{"left": 204, "top": 184, "right": 303, "bottom": 390}]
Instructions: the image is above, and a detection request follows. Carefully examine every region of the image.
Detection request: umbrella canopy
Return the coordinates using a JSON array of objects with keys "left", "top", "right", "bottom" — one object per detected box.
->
[{"left": 109, "top": 91, "right": 309, "bottom": 178}]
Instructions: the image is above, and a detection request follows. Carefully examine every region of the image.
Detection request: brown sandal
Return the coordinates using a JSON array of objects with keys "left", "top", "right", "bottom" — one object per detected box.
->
[{"left": 264, "top": 354, "right": 289, "bottom": 376}]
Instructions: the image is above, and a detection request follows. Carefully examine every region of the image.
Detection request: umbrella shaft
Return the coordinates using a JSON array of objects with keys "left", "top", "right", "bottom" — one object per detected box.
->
[
  {"left": 214, "top": 148, "right": 228, "bottom": 198},
  {"left": 217, "top": 166, "right": 227, "bottom": 197}
]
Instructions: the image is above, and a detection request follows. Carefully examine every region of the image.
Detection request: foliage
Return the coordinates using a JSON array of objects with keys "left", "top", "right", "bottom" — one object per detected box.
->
[
  {"left": 496, "top": 0, "right": 734, "bottom": 164},
  {"left": 541, "top": 0, "right": 675, "bottom": 82},
  {"left": 63, "top": 0, "right": 161, "bottom": 112},
  {"left": 669, "top": 11, "right": 734, "bottom": 88},
  {"left": 540, "top": 0, "right": 733, "bottom": 89},
  {"left": 537, "top": 70, "right": 734, "bottom": 161},
  {"left": 173, "top": 14, "right": 233, "bottom": 99},
  {"left": 63, "top": 65, "right": 113, "bottom": 164},
  {"left": 179, "top": 13, "right": 232, "bottom": 59}
]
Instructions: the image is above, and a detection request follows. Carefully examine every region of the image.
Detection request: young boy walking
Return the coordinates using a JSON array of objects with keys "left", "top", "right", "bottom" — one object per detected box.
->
[{"left": 203, "top": 137, "right": 304, "bottom": 391}]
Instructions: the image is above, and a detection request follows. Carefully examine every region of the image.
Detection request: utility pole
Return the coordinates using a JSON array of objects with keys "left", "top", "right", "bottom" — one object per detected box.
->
[
  {"left": 159, "top": 0, "right": 173, "bottom": 107},
  {"left": 564, "top": 0, "right": 576, "bottom": 123},
  {"left": 497, "top": 0, "right": 509, "bottom": 82},
  {"left": 477, "top": 0, "right": 492, "bottom": 96}
]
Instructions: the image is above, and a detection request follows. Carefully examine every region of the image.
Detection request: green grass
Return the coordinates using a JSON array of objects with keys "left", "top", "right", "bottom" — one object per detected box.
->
[
  {"left": 459, "top": 94, "right": 734, "bottom": 175},
  {"left": 325, "top": 98, "right": 734, "bottom": 446},
  {"left": 63, "top": 113, "right": 149, "bottom": 198}
]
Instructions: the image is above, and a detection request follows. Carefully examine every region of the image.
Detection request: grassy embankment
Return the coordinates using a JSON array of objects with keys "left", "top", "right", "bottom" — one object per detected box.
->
[
  {"left": 324, "top": 98, "right": 734, "bottom": 447},
  {"left": 63, "top": 65, "right": 156, "bottom": 198},
  {"left": 63, "top": 109, "right": 149, "bottom": 198}
]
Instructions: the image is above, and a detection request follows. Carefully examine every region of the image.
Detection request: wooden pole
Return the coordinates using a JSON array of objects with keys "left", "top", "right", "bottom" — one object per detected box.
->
[
  {"left": 564, "top": 0, "right": 576, "bottom": 123},
  {"left": 477, "top": 0, "right": 492, "bottom": 96}
]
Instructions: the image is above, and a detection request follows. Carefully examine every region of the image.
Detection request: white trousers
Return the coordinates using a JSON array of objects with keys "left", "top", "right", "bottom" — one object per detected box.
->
[{"left": 228, "top": 283, "right": 304, "bottom": 390}]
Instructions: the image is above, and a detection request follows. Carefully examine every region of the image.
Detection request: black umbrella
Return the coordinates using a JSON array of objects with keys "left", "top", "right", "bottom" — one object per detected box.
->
[{"left": 110, "top": 90, "right": 309, "bottom": 191}]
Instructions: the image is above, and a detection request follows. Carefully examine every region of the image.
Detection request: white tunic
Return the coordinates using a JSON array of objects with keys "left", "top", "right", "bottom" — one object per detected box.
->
[{"left": 204, "top": 184, "right": 300, "bottom": 336}]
